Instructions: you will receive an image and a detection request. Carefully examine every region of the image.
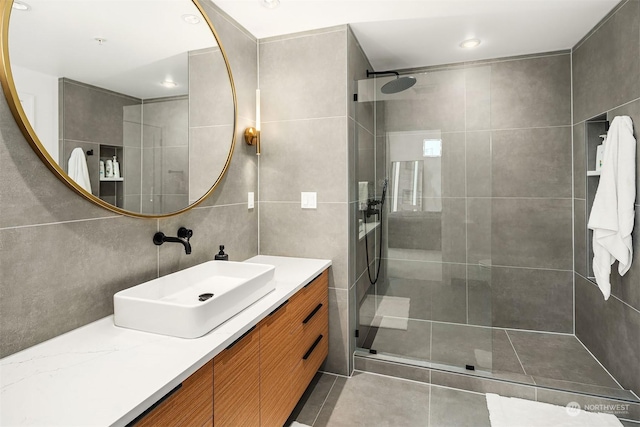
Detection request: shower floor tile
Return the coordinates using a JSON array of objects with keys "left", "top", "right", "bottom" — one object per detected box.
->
[
  {"left": 430, "top": 323, "right": 493, "bottom": 370},
  {"left": 359, "top": 321, "right": 628, "bottom": 398},
  {"left": 490, "top": 329, "right": 527, "bottom": 375},
  {"left": 367, "top": 319, "right": 431, "bottom": 361},
  {"left": 505, "top": 330, "right": 621, "bottom": 389}
]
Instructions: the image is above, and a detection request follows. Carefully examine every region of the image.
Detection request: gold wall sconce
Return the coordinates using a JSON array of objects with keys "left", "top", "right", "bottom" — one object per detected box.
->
[{"left": 245, "top": 89, "right": 261, "bottom": 155}]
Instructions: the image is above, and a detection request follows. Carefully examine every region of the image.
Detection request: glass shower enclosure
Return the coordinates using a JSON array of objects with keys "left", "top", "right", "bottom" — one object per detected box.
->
[
  {"left": 351, "top": 65, "right": 639, "bottom": 405},
  {"left": 353, "top": 65, "right": 494, "bottom": 374}
]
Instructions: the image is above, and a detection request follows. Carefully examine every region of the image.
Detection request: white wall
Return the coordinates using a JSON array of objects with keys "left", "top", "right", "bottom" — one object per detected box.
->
[{"left": 12, "top": 65, "right": 59, "bottom": 162}]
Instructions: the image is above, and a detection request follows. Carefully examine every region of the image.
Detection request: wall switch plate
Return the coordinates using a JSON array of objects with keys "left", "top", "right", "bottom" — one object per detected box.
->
[
  {"left": 301, "top": 192, "right": 317, "bottom": 209},
  {"left": 248, "top": 192, "right": 254, "bottom": 209}
]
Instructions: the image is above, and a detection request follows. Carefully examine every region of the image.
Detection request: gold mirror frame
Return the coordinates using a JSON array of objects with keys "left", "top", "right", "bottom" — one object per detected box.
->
[{"left": 0, "top": 0, "right": 237, "bottom": 218}]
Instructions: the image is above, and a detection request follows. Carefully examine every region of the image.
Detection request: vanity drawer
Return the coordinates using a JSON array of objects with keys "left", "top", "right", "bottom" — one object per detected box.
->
[
  {"left": 134, "top": 360, "right": 213, "bottom": 427},
  {"left": 289, "top": 270, "right": 328, "bottom": 327},
  {"left": 291, "top": 318, "right": 329, "bottom": 401},
  {"left": 290, "top": 292, "right": 328, "bottom": 400}
]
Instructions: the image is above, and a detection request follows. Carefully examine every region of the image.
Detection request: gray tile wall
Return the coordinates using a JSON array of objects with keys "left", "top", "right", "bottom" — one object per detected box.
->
[
  {"left": 576, "top": 274, "right": 640, "bottom": 395},
  {"left": 572, "top": 0, "right": 640, "bottom": 395},
  {"left": 258, "top": 26, "right": 350, "bottom": 375},
  {"left": 380, "top": 53, "right": 574, "bottom": 334},
  {"left": 0, "top": 1, "right": 258, "bottom": 358},
  {"left": 486, "top": 54, "right": 573, "bottom": 334},
  {"left": 61, "top": 78, "right": 140, "bottom": 147}
]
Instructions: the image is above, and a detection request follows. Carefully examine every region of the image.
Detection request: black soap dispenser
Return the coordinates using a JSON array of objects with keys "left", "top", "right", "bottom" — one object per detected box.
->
[{"left": 215, "top": 245, "right": 229, "bottom": 261}]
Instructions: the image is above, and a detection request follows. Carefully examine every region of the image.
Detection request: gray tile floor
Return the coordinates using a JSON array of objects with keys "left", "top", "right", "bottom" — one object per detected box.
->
[
  {"left": 287, "top": 371, "right": 640, "bottom": 427},
  {"left": 363, "top": 320, "right": 624, "bottom": 396},
  {"left": 287, "top": 371, "right": 490, "bottom": 427}
]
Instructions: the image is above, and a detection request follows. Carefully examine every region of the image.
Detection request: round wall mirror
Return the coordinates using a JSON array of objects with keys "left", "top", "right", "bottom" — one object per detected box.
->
[{"left": 0, "top": 0, "right": 237, "bottom": 218}]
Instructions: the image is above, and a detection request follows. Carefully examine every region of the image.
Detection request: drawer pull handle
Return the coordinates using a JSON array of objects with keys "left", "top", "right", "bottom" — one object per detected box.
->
[
  {"left": 127, "top": 383, "right": 183, "bottom": 426},
  {"left": 303, "top": 335, "right": 323, "bottom": 360},
  {"left": 302, "top": 303, "right": 323, "bottom": 324},
  {"left": 268, "top": 299, "right": 289, "bottom": 316},
  {"left": 225, "top": 325, "right": 256, "bottom": 350}
]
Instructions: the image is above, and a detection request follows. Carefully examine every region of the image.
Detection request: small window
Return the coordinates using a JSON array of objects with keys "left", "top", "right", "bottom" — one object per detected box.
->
[{"left": 423, "top": 139, "right": 442, "bottom": 157}]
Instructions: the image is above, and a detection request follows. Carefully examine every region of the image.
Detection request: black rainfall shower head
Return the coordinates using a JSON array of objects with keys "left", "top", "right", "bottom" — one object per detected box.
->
[
  {"left": 381, "top": 76, "right": 417, "bottom": 94},
  {"left": 366, "top": 69, "right": 417, "bottom": 94}
]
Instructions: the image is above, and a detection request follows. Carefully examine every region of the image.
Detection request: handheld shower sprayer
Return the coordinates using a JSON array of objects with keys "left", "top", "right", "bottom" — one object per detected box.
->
[
  {"left": 363, "top": 177, "right": 388, "bottom": 285},
  {"left": 381, "top": 178, "right": 388, "bottom": 205}
]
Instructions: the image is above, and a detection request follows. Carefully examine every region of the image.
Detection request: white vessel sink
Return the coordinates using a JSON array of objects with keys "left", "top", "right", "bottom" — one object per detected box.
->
[{"left": 114, "top": 261, "right": 275, "bottom": 338}]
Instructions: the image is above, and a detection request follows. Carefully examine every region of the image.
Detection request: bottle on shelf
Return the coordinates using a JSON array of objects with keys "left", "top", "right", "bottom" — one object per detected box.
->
[
  {"left": 113, "top": 155, "right": 121, "bottom": 178},
  {"left": 595, "top": 134, "right": 606, "bottom": 172}
]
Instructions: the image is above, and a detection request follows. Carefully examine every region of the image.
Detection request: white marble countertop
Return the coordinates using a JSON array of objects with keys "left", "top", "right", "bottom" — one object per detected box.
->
[{"left": 0, "top": 255, "right": 331, "bottom": 427}]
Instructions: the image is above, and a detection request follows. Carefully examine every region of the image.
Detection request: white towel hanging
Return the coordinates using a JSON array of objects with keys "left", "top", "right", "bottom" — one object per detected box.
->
[
  {"left": 67, "top": 147, "right": 92, "bottom": 193},
  {"left": 587, "top": 115, "right": 636, "bottom": 300}
]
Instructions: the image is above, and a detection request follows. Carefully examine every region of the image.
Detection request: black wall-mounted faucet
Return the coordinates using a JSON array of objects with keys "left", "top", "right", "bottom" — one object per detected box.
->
[
  {"left": 153, "top": 227, "right": 193, "bottom": 254},
  {"left": 365, "top": 179, "right": 388, "bottom": 218}
]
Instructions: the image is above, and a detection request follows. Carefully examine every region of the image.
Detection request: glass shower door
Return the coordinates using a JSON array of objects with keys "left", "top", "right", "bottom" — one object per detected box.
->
[{"left": 355, "top": 66, "right": 494, "bottom": 374}]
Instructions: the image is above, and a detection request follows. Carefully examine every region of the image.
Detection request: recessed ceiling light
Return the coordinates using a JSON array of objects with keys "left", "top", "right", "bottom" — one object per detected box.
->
[
  {"left": 161, "top": 79, "right": 178, "bottom": 88},
  {"left": 12, "top": 1, "right": 30, "bottom": 11},
  {"left": 460, "top": 38, "right": 481, "bottom": 49},
  {"left": 94, "top": 38, "right": 107, "bottom": 46},
  {"left": 262, "top": 0, "right": 280, "bottom": 9},
  {"left": 182, "top": 14, "right": 201, "bottom": 25}
]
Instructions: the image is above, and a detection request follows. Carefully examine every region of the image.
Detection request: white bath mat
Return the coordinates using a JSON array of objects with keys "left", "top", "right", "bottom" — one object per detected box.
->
[
  {"left": 486, "top": 393, "right": 623, "bottom": 427},
  {"left": 289, "top": 422, "right": 312, "bottom": 427},
  {"left": 360, "top": 295, "right": 410, "bottom": 330}
]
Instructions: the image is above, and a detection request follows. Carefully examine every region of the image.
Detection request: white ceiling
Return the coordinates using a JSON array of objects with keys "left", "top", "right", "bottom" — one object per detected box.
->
[
  {"left": 213, "top": 0, "right": 620, "bottom": 71},
  {"left": 8, "top": 0, "right": 621, "bottom": 99},
  {"left": 9, "top": 0, "right": 217, "bottom": 99}
]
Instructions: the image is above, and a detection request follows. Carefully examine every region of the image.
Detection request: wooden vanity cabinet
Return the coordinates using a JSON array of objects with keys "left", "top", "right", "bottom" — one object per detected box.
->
[
  {"left": 133, "top": 361, "right": 213, "bottom": 427},
  {"left": 134, "top": 268, "right": 329, "bottom": 427},
  {"left": 259, "top": 269, "right": 329, "bottom": 426},
  {"left": 213, "top": 326, "right": 261, "bottom": 427}
]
